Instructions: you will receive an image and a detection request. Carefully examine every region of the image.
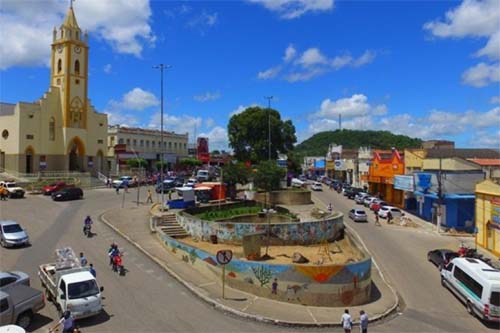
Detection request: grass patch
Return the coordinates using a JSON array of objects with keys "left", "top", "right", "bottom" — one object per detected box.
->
[{"left": 195, "top": 206, "right": 263, "bottom": 221}]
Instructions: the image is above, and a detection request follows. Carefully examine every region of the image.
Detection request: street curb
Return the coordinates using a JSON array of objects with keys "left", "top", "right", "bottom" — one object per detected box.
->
[{"left": 100, "top": 210, "right": 400, "bottom": 328}]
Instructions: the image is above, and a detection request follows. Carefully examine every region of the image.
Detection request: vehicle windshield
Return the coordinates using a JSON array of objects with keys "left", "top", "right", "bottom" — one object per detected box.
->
[
  {"left": 6, "top": 183, "right": 15, "bottom": 188},
  {"left": 68, "top": 279, "right": 99, "bottom": 299},
  {"left": 356, "top": 210, "right": 366, "bottom": 214},
  {"left": 3, "top": 224, "right": 22, "bottom": 233},
  {"left": 491, "top": 291, "right": 500, "bottom": 306}
]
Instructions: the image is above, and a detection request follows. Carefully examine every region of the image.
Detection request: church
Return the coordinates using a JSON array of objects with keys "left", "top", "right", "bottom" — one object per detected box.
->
[{"left": 0, "top": 4, "right": 108, "bottom": 174}]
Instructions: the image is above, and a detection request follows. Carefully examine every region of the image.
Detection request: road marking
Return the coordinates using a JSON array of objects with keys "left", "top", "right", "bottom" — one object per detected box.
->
[
  {"left": 198, "top": 281, "right": 216, "bottom": 287},
  {"left": 145, "top": 269, "right": 155, "bottom": 274},
  {"left": 305, "top": 307, "right": 318, "bottom": 324}
]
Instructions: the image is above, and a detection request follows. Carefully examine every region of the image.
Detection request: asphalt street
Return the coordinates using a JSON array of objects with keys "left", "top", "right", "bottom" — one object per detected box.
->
[{"left": 1, "top": 186, "right": 499, "bottom": 332}]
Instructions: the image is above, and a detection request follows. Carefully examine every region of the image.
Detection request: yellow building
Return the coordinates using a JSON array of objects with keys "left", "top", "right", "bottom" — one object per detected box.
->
[
  {"left": 0, "top": 5, "right": 107, "bottom": 174},
  {"left": 475, "top": 180, "right": 500, "bottom": 257}
]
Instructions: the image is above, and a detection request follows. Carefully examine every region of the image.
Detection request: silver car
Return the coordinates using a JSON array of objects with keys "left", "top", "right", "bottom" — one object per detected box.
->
[
  {"left": 0, "top": 221, "right": 30, "bottom": 248},
  {"left": 348, "top": 209, "right": 368, "bottom": 222},
  {"left": 0, "top": 271, "right": 30, "bottom": 290}
]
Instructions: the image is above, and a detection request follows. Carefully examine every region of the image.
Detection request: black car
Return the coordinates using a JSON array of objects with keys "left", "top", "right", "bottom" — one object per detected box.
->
[
  {"left": 51, "top": 187, "right": 83, "bottom": 201},
  {"left": 427, "top": 249, "right": 459, "bottom": 270},
  {"left": 156, "top": 181, "right": 175, "bottom": 193},
  {"left": 345, "top": 187, "right": 364, "bottom": 199}
]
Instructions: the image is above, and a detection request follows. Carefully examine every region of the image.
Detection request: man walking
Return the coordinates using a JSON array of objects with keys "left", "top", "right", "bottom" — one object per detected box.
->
[
  {"left": 146, "top": 189, "right": 153, "bottom": 203},
  {"left": 374, "top": 211, "right": 381, "bottom": 226},
  {"left": 387, "top": 211, "right": 393, "bottom": 224},
  {"left": 341, "top": 309, "right": 352, "bottom": 333},
  {"left": 359, "top": 310, "right": 368, "bottom": 333}
]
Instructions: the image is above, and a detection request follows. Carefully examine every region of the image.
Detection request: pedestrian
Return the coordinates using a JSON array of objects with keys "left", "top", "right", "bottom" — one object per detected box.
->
[
  {"left": 116, "top": 184, "right": 120, "bottom": 194},
  {"left": 359, "top": 310, "right": 368, "bottom": 333},
  {"left": 79, "top": 252, "right": 88, "bottom": 266},
  {"left": 49, "top": 310, "right": 75, "bottom": 333},
  {"left": 146, "top": 189, "right": 153, "bottom": 203},
  {"left": 341, "top": 309, "right": 352, "bottom": 333},
  {"left": 0, "top": 187, "right": 6, "bottom": 200},
  {"left": 168, "top": 190, "right": 172, "bottom": 200},
  {"left": 387, "top": 211, "right": 393, "bottom": 224},
  {"left": 106, "top": 178, "right": 111, "bottom": 188},
  {"left": 327, "top": 203, "right": 333, "bottom": 213},
  {"left": 374, "top": 211, "right": 381, "bottom": 226},
  {"left": 271, "top": 278, "right": 278, "bottom": 294},
  {"left": 89, "top": 263, "right": 96, "bottom": 277}
]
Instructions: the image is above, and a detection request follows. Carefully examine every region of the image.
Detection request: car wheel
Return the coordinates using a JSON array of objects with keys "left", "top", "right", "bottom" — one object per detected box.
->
[
  {"left": 466, "top": 302, "right": 475, "bottom": 317},
  {"left": 438, "top": 263, "right": 443, "bottom": 271},
  {"left": 16, "top": 311, "right": 33, "bottom": 329},
  {"left": 441, "top": 277, "right": 446, "bottom": 288},
  {"left": 0, "top": 238, "right": 5, "bottom": 247}
]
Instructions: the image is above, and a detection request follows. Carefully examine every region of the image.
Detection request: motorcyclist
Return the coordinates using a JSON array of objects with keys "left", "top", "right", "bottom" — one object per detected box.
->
[{"left": 83, "top": 215, "right": 93, "bottom": 236}]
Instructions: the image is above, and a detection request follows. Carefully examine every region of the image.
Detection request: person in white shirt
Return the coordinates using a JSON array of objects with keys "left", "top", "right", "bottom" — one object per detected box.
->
[
  {"left": 341, "top": 308, "right": 352, "bottom": 333},
  {"left": 359, "top": 310, "right": 369, "bottom": 333},
  {"left": 50, "top": 310, "right": 75, "bottom": 333}
]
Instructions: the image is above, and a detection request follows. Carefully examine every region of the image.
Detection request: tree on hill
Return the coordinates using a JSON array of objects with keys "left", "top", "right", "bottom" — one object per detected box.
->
[
  {"left": 295, "top": 129, "right": 422, "bottom": 156},
  {"left": 222, "top": 162, "right": 250, "bottom": 199},
  {"left": 228, "top": 106, "right": 297, "bottom": 162}
]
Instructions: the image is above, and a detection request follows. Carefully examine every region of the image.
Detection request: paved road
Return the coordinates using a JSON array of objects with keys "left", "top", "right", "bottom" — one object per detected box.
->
[
  {"left": 312, "top": 187, "right": 500, "bottom": 332},
  {"left": 2, "top": 186, "right": 499, "bottom": 332}
]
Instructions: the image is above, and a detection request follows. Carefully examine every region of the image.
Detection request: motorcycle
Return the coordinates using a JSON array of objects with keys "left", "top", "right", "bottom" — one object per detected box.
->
[
  {"left": 83, "top": 224, "right": 92, "bottom": 237},
  {"left": 112, "top": 253, "right": 126, "bottom": 276},
  {"left": 458, "top": 244, "right": 492, "bottom": 266}
]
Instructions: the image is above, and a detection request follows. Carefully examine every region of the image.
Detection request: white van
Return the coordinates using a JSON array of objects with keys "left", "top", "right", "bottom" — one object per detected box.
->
[
  {"left": 196, "top": 170, "right": 209, "bottom": 182},
  {"left": 441, "top": 257, "right": 500, "bottom": 322}
]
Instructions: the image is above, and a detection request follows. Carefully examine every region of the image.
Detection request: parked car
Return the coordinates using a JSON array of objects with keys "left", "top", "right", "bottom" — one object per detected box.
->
[
  {"left": 291, "top": 178, "right": 305, "bottom": 188},
  {"left": 348, "top": 209, "right": 368, "bottom": 222},
  {"left": 196, "top": 170, "right": 210, "bottom": 182},
  {"left": 0, "top": 284, "right": 45, "bottom": 329},
  {"left": 0, "top": 221, "right": 30, "bottom": 248},
  {"left": 156, "top": 181, "right": 175, "bottom": 193},
  {"left": 363, "top": 196, "right": 377, "bottom": 207},
  {"left": 342, "top": 186, "right": 352, "bottom": 196},
  {"left": 113, "top": 176, "right": 136, "bottom": 188},
  {"left": 42, "top": 181, "right": 73, "bottom": 195},
  {"left": 441, "top": 257, "right": 500, "bottom": 322},
  {"left": 51, "top": 187, "right": 83, "bottom": 201},
  {"left": 184, "top": 178, "right": 197, "bottom": 188},
  {"left": 0, "top": 181, "right": 25, "bottom": 199},
  {"left": 345, "top": 187, "right": 364, "bottom": 199},
  {"left": 378, "top": 206, "right": 403, "bottom": 219},
  {"left": 311, "top": 182, "right": 323, "bottom": 191},
  {"left": 0, "top": 272, "right": 30, "bottom": 291},
  {"left": 354, "top": 193, "right": 369, "bottom": 204},
  {"left": 370, "top": 199, "right": 388, "bottom": 212},
  {"left": 427, "top": 249, "right": 459, "bottom": 270}
]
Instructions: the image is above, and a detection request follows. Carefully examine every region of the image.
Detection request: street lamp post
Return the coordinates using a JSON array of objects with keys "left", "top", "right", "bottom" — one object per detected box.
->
[
  {"left": 264, "top": 208, "right": 276, "bottom": 258},
  {"left": 153, "top": 64, "right": 172, "bottom": 210},
  {"left": 265, "top": 96, "right": 273, "bottom": 161},
  {"left": 131, "top": 148, "right": 141, "bottom": 207}
]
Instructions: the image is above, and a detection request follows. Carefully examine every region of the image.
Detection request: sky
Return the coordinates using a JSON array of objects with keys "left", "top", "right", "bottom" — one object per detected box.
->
[{"left": 0, "top": 0, "right": 499, "bottom": 151}]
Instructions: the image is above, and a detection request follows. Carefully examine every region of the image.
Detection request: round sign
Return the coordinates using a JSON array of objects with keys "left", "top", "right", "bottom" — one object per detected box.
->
[{"left": 216, "top": 250, "right": 233, "bottom": 265}]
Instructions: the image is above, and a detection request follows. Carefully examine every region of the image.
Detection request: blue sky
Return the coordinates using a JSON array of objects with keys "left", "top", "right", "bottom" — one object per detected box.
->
[{"left": 1, "top": 0, "right": 499, "bottom": 150}]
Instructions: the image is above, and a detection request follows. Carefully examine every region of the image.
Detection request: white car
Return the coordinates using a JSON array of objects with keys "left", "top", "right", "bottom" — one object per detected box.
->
[
  {"left": 184, "top": 178, "right": 197, "bottom": 188},
  {"left": 363, "top": 196, "right": 377, "bottom": 207},
  {"left": 0, "top": 181, "right": 25, "bottom": 198},
  {"left": 113, "top": 176, "right": 134, "bottom": 188},
  {"left": 311, "top": 182, "right": 323, "bottom": 191},
  {"left": 378, "top": 206, "right": 403, "bottom": 219},
  {"left": 291, "top": 178, "right": 305, "bottom": 188}
]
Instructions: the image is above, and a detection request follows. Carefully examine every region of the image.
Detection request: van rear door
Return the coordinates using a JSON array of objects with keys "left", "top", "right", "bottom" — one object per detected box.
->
[{"left": 490, "top": 290, "right": 500, "bottom": 319}]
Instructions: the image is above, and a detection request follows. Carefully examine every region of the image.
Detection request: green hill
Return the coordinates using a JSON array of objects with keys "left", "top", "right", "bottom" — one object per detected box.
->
[{"left": 294, "top": 129, "right": 422, "bottom": 156}]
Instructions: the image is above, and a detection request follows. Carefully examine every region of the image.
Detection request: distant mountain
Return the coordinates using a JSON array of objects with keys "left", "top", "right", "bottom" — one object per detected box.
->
[{"left": 294, "top": 129, "right": 422, "bottom": 156}]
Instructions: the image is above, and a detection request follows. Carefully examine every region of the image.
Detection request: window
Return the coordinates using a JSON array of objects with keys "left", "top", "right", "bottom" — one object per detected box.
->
[
  {"left": 118, "top": 138, "right": 124, "bottom": 144},
  {"left": 174, "top": 142, "right": 177, "bottom": 149},
  {"left": 445, "top": 263, "right": 454, "bottom": 272},
  {"left": 75, "top": 79, "right": 80, "bottom": 85},
  {"left": 57, "top": 59, "right": 62, "bottom": 73},
  {"left": 184, "top": 143, "right": 186, "bottom": 149},
  {"left": 168, "top": 142, "right": 172, "bottom": 149},
  {"left": 140, "top": 140, "right": 144, "bottom": 147},
  {"left": 0, "top": 298, "right": 8, "bottom": 313},
  {"left": 146, "top": 140, "right": 149, "bottom": 148},
  {"left": 97, "top": 139, "right": 103, "bottom": 144},
  {"left": 59, "top": 280, "right": 66, "bottom": 298},
  {"left": 152, "top": 141, "right": 155, "bottom": 148},
  {"left": 74, "top": 60, "right": 80, "bottom": 74},
  {"left": 133, "top": 139, "right": 137, "bottom": 146},
  {"left": 491, "top": 292, "right": 500, "bottom": 306},
  {"left": 126, "top": 139, "right": 130, "bottom": 145},
  {"left": 453, "top": 266, "right": 483, "bottom": 299},
  {"left": 49, "top": 117, "right": 55, "bottom": 141},
  {"left": 26, "top": 134, "right": 34, "bottom": 140},
  {"left": 2, "top": 130, "right": 8, "bottom": 139}
]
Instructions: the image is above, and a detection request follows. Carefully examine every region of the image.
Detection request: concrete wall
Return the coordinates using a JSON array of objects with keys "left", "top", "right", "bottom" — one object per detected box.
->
[
  {"left": 158, "top": 232, "right": 372, "bottom": 307},
  {"left": 177, "top": 211, "right": 344, "bottom": 245},
  {"left": 254, "top": 190, "right": 312, "bottom": 205}
]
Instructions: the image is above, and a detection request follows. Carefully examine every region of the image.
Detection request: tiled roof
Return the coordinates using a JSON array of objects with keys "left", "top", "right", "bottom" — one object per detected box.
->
[
  {"left": 468, "top": 158, "right": 500, "bottom": 166},
  {"left": 426, "top": 148, "right": 500, "bottom": 159}
]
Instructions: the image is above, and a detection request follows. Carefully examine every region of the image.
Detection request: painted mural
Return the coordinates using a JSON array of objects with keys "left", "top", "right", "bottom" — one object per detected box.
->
[
  {"left": 177, "top": 212, "right": 344, "bottom": 245},
  {"left": 158, "top": 232, "right": 372, "bottom": 307}
]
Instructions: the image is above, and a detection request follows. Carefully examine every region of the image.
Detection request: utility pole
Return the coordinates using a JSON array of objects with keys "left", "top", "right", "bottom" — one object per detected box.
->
[
  {"left": 437, "top": 145, "right": 443, "bottom": 233},
  {"left": 265, "top": 96, "right": 273, "bottom": 161},
  {"left": 153, "top": 64, "right": 172, "bottom": 210},
  {"left": 339, "top": 113, "right": 342, "bottom": 130}
]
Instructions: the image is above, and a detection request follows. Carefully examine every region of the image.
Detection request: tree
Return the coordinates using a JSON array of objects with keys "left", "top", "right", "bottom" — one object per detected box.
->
[
  {"left": 179, "top": 158, "right": 202, "bottom": 168},
  {"left": 155, "top": 161, "right": 168, "bottom": 171},
  {"left": 228, "top": 106, "right": 297, "bottom": 162},
  {"left": 253, "top": 160, "right": 285, "bottom": 193},
  {"left": 126, "top": 158, "right": 148, "bottom": 169},
  {"left": 211, "top": 150, "right": 221, "bottom": 155},
  {"left": 222, "top": 162, "right": 250, "bottom": 199}
]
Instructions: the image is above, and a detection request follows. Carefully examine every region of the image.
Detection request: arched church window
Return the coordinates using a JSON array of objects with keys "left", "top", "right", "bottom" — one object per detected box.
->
[
  {"left": 49, "top": 117, "right": 55, "bottom": 141},
  {"left": 57, "top": 59, "right": 62, "bottom": 73},
  {"left": 74, "top": 60, "right": 80, "bottom": 74}
]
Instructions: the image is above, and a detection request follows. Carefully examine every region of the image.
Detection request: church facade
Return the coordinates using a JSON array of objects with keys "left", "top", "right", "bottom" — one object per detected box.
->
[{"left": 0, "top": 5, "right": 108, "bottom": 174}]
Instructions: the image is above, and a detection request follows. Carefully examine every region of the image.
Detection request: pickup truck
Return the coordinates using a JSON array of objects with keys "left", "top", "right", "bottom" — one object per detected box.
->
[
  {"left": 39, "top": 248, "right": 104, "bottom": 319},
  {"left": 42, "top": 181, "right": 74, "bottom": 195},
  {"left": 0, "top": 181, "right": 25, "bottom": 199},
  {"left": 0, "top": 284, "right": 45, "bottom": 329}
]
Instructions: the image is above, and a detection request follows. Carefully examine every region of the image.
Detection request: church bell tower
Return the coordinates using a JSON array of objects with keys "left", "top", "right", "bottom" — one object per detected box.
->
[{"left": 51, "top": 2, "right": 89, "bottom": 129}]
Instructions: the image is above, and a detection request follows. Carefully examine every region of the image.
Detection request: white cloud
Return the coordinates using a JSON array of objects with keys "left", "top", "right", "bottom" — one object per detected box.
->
[
  {"left": 193, "top": 91, "right": 221, "bottom": 102},
  {"left": 187, "top": 11, "right": 218, "bottom": 34},
  {"left": 461, "top": 62, "right": 500, "bottom": 87},
  {"left": 148, "top": 112, "right": 201, "bottom": 139},
  {"left": 103, "top": 64, "right": 112, "bottom": 74},
  {"left": 249, "top": 0, "right": 334, "bottom": 19},
  {"left": 258, "top": 45, "right": 377, "bottom": 82},
  {"left": 0, "top": 0, "right": 155, "bottom": 69},
  {"left": 122, "top": 88, "right": 159, "bottom": 110},
  {"left": 283, "top": 44, "right": 297, "bottom": 62},
  {"left": 474, "top": 130, "right": 500, "bottom": 148},
  {"left": 424, "top": 0, "right": 500, "bottom": 87},
  {"left": 315, "top": 94, "right": 383, "bottom": 118},
  {"left": 205, "top": 118, "right": 215, "bottom": 128},
  {"left": 490, "top": 96, "right": 500, "bottom": 104},
  {"left": 372, "top": 104, "right": 388, "bottom": 116},
  {"left": 257, "top": 66, "right": 281, "bottom": 80},
  {"left": 229, "top": 103, "right": 259, "bottom": 117},
  {"left": 199, "top": 126, "right": 229, "bottom": 150}
]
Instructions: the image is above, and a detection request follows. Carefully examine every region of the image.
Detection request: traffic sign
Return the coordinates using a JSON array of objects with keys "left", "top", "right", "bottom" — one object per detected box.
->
[{"left": 216, "top": 250, "right": 233, "bottom": 265}]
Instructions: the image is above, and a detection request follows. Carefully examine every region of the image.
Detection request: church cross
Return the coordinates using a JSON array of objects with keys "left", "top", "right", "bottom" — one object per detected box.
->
[{"left": 69, "top": 0, "right": 75, "bottom": 9}]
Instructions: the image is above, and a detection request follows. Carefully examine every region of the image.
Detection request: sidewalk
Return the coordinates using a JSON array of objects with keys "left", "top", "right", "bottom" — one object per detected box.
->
[{"left": 100, "top": 205, "right": 399, "bottom": 327}]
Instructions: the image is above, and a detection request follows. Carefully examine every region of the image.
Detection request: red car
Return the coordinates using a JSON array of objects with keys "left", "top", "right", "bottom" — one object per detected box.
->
[{"left": 43, "top": 181, "right": 73, "bottom": 195}]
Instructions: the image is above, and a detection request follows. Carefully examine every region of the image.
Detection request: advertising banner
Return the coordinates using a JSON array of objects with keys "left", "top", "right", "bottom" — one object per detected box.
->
[
  {"left": 394, "top": 175, "right": 414, "bottom": 191},
  {"left": 197, "top": 137, "right": 210, "bottom": 164},
  {"left": 491, "top": 197, "right": 500, "bottom": 229}
]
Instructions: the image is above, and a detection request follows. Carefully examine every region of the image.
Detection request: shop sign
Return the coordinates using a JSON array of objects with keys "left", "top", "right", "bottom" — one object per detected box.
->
[
  {"left": 491, "top": 197, "right": 500, "bottom": 228},
  {"left": 394, "top": 175, "right": 414, "bottom": 192}
]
